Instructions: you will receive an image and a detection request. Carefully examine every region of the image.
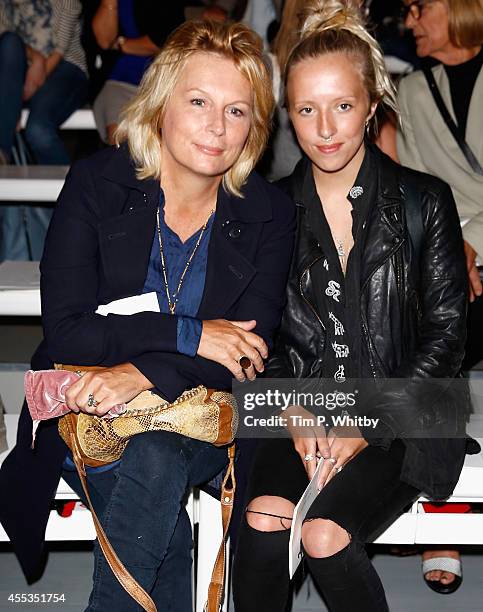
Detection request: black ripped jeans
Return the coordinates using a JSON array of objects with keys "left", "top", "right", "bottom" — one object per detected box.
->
[{"left": 232, "top": 438, "right": 420, "bottom": 612}]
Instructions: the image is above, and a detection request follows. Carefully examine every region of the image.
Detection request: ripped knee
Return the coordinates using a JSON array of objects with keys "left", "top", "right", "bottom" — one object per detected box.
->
[
  {"left": 301, "top": 518, "right": 351, "bottom": 558},
  {"left": 245, "top": 495, "right": 295, "bottom": 532}
]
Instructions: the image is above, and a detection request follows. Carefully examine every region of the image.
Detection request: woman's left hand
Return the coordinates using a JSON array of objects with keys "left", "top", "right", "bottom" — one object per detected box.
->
[
  {"left": 65, "top": 363, "right": 154, "bottom": 416},
  {"left": 23, "top": 50, "right": 46, "bottom": 101},
  {"left": 316, "top": 426, "right": 368, "bottom": 490}
]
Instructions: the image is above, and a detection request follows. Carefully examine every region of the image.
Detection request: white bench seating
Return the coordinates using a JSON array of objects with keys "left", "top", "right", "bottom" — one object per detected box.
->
[
  {"left": 0, "top": 165, "right": 67, "bottom": 202},
  {"left": 20, "top": 109, "right": 96, "bottom": 131}
]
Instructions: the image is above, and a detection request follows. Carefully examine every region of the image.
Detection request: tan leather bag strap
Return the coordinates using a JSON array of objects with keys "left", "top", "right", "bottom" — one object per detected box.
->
[
  {"left": 205, "top": 444, "right": 236, "bottom": 612},
  {"left": 68, "top": 423, "right": 157, "bottom": 612},
  {"left": 68, "top": 413, "right": 236, "bottom": 612}
]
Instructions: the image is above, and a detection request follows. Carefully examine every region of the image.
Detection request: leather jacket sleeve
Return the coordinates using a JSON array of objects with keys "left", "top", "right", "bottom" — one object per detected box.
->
[
  {"left": 364, "top": 178, "right": 468, "bottom": 441},
  {"left": 395, "top": 180, "right": 467, "bottom": 378}
]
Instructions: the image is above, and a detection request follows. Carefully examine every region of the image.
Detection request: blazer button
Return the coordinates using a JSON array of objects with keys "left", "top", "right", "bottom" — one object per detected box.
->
[{"left": 229, "top": 227, "right": 241, "bottom": 239}]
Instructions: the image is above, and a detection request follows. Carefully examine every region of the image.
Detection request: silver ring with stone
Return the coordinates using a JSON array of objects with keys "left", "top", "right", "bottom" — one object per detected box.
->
[
  {"left": 304, "top": 453, "right": 315, "bottom": 462},
  {"left": 87, "top": 393, "right": 98, "bottom": 408},
  {"left": 327, "top": 457, "right": 337, "bottom": 465}
]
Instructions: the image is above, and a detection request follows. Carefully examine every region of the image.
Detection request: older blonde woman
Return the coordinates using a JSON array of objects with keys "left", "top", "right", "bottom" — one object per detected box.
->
[
  {"left": 398, "top": 0, "right": 483, "bottom": 347},
  {"left": 0, "top": 19, "right": 295, "bottom": 611}
]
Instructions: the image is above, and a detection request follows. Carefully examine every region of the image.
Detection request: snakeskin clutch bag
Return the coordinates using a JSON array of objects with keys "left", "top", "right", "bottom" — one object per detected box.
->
[
  {"left": 25, "top": 365, "right": 238, "bottom": 467},
  {"left": 58, "top": 384, "right": 238, "bottom": 467}
]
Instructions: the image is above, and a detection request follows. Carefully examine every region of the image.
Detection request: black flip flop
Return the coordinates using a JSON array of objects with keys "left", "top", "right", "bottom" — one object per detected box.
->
[{"left": 422, "top": 556, "right": 463, "bottom": 594}]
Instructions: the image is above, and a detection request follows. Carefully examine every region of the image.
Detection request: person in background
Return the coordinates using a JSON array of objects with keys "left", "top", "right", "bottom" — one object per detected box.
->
[
  {"left": 194, "top": 0, "right": 238, "bottom": 22},
  {"left": 0, "top": 0, "right": 88, "bottom": 260},
  {"left": 240, "top": 0, "right": 279, "bottom": 43},
  {"left": 397, "top": 0, "right": 483, "bottom": 593},
  {"left": 0, "top": 397, "right": 7, "bottom": 455},
  {"left": 265, "top": 0, "right": 305, "bottom": 181},
  {"left": 91, "top": 0, "right": 185, "bottom": 144}
]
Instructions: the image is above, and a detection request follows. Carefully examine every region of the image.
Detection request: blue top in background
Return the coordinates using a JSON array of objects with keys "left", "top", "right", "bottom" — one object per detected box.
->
[{"left": 108, "top": 0, "right": 153, "bottom": 86}]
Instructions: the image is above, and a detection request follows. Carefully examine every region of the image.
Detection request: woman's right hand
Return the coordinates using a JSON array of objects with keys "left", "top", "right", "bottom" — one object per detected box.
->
[
  {"left": 197, "top": 319, "right": 268, "bottom": 382},
  {"left": 285, "top": 405, "right": 331, "bottom": 480}
]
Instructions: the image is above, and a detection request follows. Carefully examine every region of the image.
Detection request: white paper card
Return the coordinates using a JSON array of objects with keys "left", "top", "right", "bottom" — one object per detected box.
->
[
  {"left": 289, "top": 458, "right": 325, "bottom": 578},
  {"left": 96, "top": 292, "right": 160, "bottom": 316}
]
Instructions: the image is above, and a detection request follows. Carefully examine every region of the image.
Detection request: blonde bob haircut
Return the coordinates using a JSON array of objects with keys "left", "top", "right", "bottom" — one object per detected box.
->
[
  {"left": 115, "top": 20, "right": 274, "bottom": 197},
  {"left": 446, "top": 0, "right": 483, "bottom": 49},
  {"left": 284, "top": 0, "right": 398, "bottom": 133}
]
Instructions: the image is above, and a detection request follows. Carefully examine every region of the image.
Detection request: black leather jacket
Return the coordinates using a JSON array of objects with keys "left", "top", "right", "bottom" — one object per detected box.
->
[{"left": 267, "top": 146, "right": 480, "bottom": 499}]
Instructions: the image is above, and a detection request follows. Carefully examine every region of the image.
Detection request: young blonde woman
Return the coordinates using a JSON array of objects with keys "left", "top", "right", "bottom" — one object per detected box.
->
[
  {"left": 0, "top": 20, "right": 295, "bottom": 611},
  {"left": 232, "top": 1, "right": 479, "bottom": 610}
]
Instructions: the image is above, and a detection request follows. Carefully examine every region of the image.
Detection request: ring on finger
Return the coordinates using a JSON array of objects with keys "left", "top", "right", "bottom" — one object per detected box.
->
[
  {"left": 327, "top": 457, "right": 337, "bottom": 465},
  {"left": 336, "top": 466, "right": 343, "bottom": 473},
  {"left": 87, "top": 393, "right": 98, "bottom": 408},
  {"left": 237, "top": 355, "right": 252, "bottom": 370},
  {"left": 304, "top": 453, "right": 315, "bottom": 462}
]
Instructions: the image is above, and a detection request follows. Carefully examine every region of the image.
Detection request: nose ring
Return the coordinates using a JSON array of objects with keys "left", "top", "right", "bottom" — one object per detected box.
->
[{"left": 322, "top": 135, "right": 333, "bottom": 143}]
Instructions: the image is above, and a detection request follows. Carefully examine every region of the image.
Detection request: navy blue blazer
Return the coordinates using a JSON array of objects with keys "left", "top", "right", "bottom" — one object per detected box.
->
[{"left": 0, "top": 144, "right": 296, "bottom": 581}]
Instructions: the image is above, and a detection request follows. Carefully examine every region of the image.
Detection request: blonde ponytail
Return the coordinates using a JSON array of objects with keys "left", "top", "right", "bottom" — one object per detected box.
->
[
  {"left": 285, "top": 0, "right": 398, "bottom": 124},
  {"left": 298, "top": 0, "right": 363, "bottom": 39}
]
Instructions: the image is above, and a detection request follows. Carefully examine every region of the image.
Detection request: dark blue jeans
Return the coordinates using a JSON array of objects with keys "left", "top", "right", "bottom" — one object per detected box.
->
[
  {"left": 62, "top": 431, "right": 228, "bottom": 612},
  {"left": 0, "top": 31, "right": 88, "bottom": 163},
  {"left": 0, "top": 31, "right": 88, "bottom": 261}
]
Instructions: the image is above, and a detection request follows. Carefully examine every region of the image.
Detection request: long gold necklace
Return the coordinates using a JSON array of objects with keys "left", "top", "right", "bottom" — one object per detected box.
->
[{"left": 156, "top": 207, "right": 214, "bottom": 315}]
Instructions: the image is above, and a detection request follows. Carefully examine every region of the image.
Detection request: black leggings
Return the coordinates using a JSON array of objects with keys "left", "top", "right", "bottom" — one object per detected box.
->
[{"left": 232, "top": 438, "right": 420, "bottom": 612}]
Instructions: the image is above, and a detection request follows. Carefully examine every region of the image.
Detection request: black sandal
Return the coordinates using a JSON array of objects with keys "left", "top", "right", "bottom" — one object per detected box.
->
[{"left": 422, "top": 556, "right": 463, "bottom": 594}]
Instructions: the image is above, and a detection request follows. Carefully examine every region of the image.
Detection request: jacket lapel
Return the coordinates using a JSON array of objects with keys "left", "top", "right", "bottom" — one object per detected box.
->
[
  {"left": 198, "top": 177, "right": 272, "bottom": 318},
  {"left": 198, "top": 219, "right": 257, "bottom": 318},
  {"left": 466, "top": 66, "right": 483, "bottom": 162},
  {"left": 360, "top": 152, "right": 405, "bottom": 289},
  {"left": 286, "top": 158, "right": 326, "bottom": 279},
  {"left": 434, "top": 64, "right": 457, "bottom": 123},
  {"left": 98, "top": 144, "right": 160, "bottom": 298}
]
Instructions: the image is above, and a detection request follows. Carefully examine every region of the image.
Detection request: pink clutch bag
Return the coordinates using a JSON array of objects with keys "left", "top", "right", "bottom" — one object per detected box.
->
[{"left": 24, "top": 369, "right": 126, "bottom": 446}]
